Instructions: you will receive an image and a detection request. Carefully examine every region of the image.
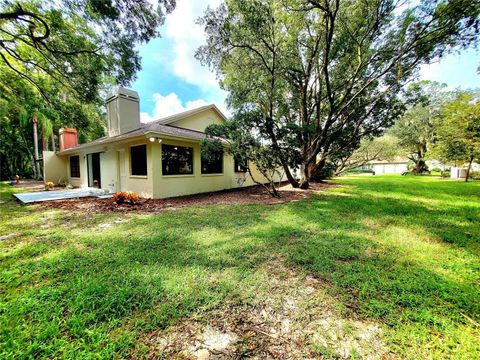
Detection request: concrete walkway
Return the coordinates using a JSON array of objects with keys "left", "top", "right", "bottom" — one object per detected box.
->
[{"left": 14, "top": 188, "right": 107, "bottom": 204}]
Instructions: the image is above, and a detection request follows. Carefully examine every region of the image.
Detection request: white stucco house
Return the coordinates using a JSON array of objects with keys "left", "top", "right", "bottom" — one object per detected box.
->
[{"left": 43, "top": 88, "right": 284, "bottom": 199}]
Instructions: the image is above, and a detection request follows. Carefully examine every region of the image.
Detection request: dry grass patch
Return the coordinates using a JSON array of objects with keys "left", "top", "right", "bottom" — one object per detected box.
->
[{"left": 138, "top": 260, "right": 386, "bottom": 359}]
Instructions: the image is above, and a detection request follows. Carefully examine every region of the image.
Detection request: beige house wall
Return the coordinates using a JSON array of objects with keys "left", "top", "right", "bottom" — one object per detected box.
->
[
  {"left": 43, "top": 151, "right": 68, "bottom": 183},
  {"left": 50, "top": 108, "right": 287, "bottom": 198},
  {"left": 61, "top": 139, "right": 154, "bottom": 198},
  {"left": 168, "top": 108, "right": 224, "bottom": 132},
  {"left": 57, "top": 138, "right": 286, "bottom": 199},
  {"left": 150, "top": 138, "right": 285, "bottom": 199}
]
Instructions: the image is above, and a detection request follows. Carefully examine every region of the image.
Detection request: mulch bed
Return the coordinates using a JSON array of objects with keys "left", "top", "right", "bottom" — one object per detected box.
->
[{"left": 37, "top": 182, "right": 334, "bottom": 213}]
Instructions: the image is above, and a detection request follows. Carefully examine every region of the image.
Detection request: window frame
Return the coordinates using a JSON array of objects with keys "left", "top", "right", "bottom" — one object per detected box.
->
[
  {"left": 70, "top": 155, "right": 80, "bottom": 178},
  {"left": 161, "top": 144, "right": 194, "bottom": 176},
  {"left": 234, "top": 158, "right": 248, "bottom": 173},
  {"left": 201, "top": 150, "right": 224, "bottom": 175},
  {"left": 130, "top": 144, "right": 148, "bottom": 177}
]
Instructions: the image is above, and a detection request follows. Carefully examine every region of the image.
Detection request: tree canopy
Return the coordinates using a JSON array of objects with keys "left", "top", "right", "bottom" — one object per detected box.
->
[
  {"left": 0, "top": 0, "right": 176, "bottom": 179},
  {"left": 432, "top": 92, "right": 480, "bottom": 181},
  {"left": 390, "top": 81, "right": 450, "bottom": 174},
  {"left": 0, "top": 0, "right": 175, "bottom": 100},
  {"left": 197, "top": 0, "right": 480, "bottom": 189}
]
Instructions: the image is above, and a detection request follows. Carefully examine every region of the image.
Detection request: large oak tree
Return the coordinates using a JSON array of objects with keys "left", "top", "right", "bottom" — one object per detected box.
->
[{"left": 197, "top": 0, "right": 480, "bottom": 188}]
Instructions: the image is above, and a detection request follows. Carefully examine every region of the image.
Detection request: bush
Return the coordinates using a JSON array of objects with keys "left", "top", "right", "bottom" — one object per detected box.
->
[
  {"left": 113, "top": 191, "right": 140, "bottom": 205},
  {"left": 313, "top": 162, "right": 337, "bottom": 180},
  {"left": 469, "top": 170, "right": 480, "bottom": 180},
  {"left": 113, "top": 191, "right": 127, "bottom": 204},
  {"left": 44, "top": 181, "right": 54, "bottom": 190},
  {"left": 441, "top": 171, "right": 451, "bottom": 178},
  {"left": 345, "top": 169, "right": 375, "bottom": 174},
  {"left": 431, "top": 167, "right": 442, "bottom": 172}
]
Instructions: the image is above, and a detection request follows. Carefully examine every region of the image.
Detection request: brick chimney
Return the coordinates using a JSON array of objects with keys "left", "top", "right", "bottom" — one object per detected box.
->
[{"left": 59, "top": 128, "right": 78, "bottom": 151}]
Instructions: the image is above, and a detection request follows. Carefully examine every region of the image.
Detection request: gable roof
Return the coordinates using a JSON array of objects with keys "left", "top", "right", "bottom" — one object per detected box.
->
[
  {"left": 56, "top": 104, "right": 227, "bottom": 155},
  {"left": 153, "top": 104, "right": 227, "bottom": 125}
]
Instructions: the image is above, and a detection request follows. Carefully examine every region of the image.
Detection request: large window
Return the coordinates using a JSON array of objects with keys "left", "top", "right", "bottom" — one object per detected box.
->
[
  {"left": 234, "top": 157, "right": 248, "bottom": 172},
  {"left": 201, "top": 150, "right": 223, "bottom": 174},
  {"left": 131, "top": 144, "right": 147, "bottom": 176},
  {"left": 162, "top": 144, "right": 193, "bottom": 175},
  {"left": 70, "top": 155, "right": 80, "bottom": 178}
]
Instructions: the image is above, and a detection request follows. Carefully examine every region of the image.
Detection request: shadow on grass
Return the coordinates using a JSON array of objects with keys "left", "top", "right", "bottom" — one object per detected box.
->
[{"left": 0, "top": 177, "right": 479, "bottom": 357}]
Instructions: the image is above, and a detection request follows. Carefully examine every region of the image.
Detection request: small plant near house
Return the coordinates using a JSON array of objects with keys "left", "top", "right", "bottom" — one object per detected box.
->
[
  {"left": 128, "top": 192, "right": 139, "bottom": 204},
  {"left": 113, "top": 191, "right": 127, "bottom": 204},
  {"left": 44, "top": 181, "right": 54, "bottom": 190},
  {"left": 113, "top": 191, "right": 140, "bottom": 205}
]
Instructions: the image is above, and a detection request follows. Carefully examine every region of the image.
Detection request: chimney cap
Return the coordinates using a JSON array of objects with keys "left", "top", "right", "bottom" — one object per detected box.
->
[
  {"left": 106, "top": 87, "right": 139, "bottom": 103},
  {"left": 59, "top": 127, "right": 78, "bottom": 134}
]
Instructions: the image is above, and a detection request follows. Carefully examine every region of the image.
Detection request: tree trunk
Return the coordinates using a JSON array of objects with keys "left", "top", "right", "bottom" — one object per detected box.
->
[
  {"left": 247, "top": 167, "right": 280, "bottom": 197},
  {"left": 50, "top": 132, "right": 55, "bottom": 152},
  {"left": 299, "top": 164, "right": 309, "bottom": 189},
  {"left": 42, "top": 127, "right": 48, "bottom": 152},
  {"left": 465, "top": 155, "right": 474, "bottom": 182},
  {"left": 283, "top": 164, "right": 300, "bottom": 188},
  {"left": 308, "top": 159, "right": 327, "bottom": 182},
  {"left": 32, "top": 114, "right": 41, "bottom": 179}
]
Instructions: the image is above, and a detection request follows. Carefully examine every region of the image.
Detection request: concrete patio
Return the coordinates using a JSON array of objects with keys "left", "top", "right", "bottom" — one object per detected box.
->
[{"left": 14, "top": 188, "right": 108, "bottom": 204}]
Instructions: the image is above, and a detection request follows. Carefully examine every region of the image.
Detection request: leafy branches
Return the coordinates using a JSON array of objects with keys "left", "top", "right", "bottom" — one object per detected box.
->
[
  {"left": 0, "top": 0, "right": 176, "bottom": 101},
  {"left": 432, "top": 92, "right": 480, "bottom": 181},
  {"left": 197, "top": 0, "right": 480, "bottom": 190}
]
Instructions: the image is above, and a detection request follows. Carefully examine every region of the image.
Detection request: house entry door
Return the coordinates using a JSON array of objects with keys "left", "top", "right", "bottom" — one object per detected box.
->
[{"left": 87, "top": 153, "right": 101, "bottom": 188}]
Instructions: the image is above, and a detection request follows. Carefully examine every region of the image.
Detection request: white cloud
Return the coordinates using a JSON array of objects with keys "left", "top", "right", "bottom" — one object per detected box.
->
[
  {"left": 163, "top": 0, "right": 223, "bottom": 90},
  {"left": 140, "top": 92, "right": 210, "bottom": 122},
  {"left": 138, "top": 1, "right": 232, "bottom": 121},
  {"left": 141, "top": 91, "right": 231, "bottom": 123},
  {"left": 419, "top": 61, "right": 442, "bottom": 82}
]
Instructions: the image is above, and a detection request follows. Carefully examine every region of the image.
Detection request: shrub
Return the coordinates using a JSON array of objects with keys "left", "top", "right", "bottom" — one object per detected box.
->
[
  {"left": 113, "top": 191, "right": 128, "bottom": 204},
  {"left": 44, "top": 181, "right": 54, "bottom": 190},
  {"left": 441, "top": 171, "right": 451, "bottom": 178},
  {"left": 469, "top": 170, "right": 480, "bottom": 180},
  {"left": 113, "top": 191, "right": 140, "bottom": 205},
  {"left": 431, "top": 167, "right": 442, "bottom": 172},
  {"left": 128, "top": 192, "right": 139, "bottom": 204},
  {"left": 312, "top": 162, "right": 336, "bottom": 180}
]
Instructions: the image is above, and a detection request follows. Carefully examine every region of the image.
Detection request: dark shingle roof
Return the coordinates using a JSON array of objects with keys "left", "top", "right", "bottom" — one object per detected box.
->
[{"left": 57, "top": 105, "right": 225, "bottom": 155}]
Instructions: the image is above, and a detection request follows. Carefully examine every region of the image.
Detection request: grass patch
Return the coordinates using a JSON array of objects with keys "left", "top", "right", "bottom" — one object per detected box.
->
[{"left": 0, "top": 176, "right": 479, "bottom": 358}]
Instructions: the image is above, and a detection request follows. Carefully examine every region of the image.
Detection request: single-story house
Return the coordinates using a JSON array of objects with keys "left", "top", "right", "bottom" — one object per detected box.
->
[
  {"left": 359, "top": 158, "right": 410, "bottom": 175},
  {"left": 43, "top": 88, "right": 283, "bottom": 199}
]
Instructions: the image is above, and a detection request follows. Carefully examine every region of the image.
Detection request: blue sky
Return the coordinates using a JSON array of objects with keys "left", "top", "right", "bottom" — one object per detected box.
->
[{"left": 133, "top": 0, "right": 480, "bottom": 122}]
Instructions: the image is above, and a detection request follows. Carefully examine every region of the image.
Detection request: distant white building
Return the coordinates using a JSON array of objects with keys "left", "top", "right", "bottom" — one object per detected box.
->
[
  {"left": 366, "top": 158, "right": 410, "bottom": 175},
  {"left": 450, "top": 167, "right": 468, "bottom": 179}
]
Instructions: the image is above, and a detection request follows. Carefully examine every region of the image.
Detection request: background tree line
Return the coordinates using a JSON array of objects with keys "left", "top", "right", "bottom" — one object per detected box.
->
[{"left": 336, "top": 81, "right": 480, "bottom": 181}]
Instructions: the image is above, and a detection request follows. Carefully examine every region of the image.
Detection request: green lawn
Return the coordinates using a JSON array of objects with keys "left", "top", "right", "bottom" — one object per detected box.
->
[{"left": 1, "top": 176, "right": 479, "bottom": 358}]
